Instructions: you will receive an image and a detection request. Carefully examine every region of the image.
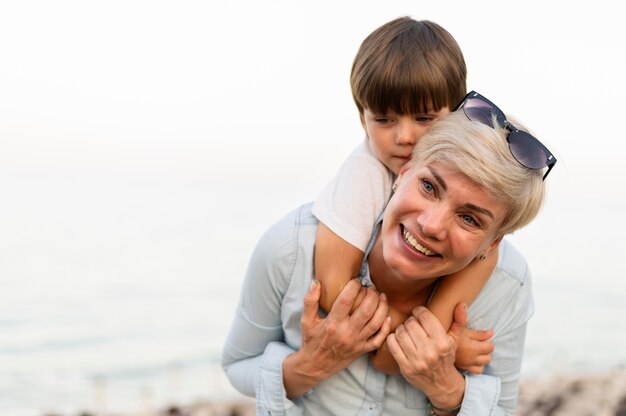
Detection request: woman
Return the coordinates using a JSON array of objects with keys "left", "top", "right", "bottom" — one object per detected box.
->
[{"left": 222, "top": 92, "right": 556, "bottom": 415}]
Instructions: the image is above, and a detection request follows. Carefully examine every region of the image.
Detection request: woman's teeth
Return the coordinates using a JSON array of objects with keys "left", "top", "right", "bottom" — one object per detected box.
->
[{"left": 402, "top": 227, "right": 436, "bottom": 256}]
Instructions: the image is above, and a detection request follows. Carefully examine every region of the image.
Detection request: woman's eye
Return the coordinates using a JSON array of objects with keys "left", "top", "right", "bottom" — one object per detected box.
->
[
  {"left": 461, "top": 214, "right": 479, "bottom": 227},
  {"left": 421, "top": 179, "right": 435, "bottom": 193}
]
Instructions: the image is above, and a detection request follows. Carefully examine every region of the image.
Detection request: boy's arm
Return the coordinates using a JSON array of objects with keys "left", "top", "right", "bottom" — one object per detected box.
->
[
  {"left": 428, "top": 253, "right": 498, "bottom": 331},
  {"left": 315, "top": 223, "right": 404, "bottom": 375},
  {"left": 312, "top": 142, "right": 393, "bottom": 313},
  {"left": 315, "top": 223, "right": 365, "bottom": 313},
  {"left": 429, "top": 252, "right": 498, "bottom": 373}
]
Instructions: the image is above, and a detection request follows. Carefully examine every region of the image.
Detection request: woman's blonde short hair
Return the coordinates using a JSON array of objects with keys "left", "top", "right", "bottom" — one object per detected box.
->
[{"left": 411, "top": 110, "right": 546, "bottom": 236}]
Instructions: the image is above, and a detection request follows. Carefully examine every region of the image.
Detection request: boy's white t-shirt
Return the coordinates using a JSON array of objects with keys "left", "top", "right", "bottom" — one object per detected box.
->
[{"left": 312, "top": 139, "right": 394, "bottom": 253}]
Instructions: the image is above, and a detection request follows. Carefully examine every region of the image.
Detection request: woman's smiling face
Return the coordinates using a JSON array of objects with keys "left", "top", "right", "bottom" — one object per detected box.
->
[{"left": 380, "top": 160, "right": 509, "bottom": 282}]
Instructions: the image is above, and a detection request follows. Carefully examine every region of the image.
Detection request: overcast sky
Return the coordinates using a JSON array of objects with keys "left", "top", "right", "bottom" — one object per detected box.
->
[{"left": 1, "top": 0, "right": 625, "bottom": 302}]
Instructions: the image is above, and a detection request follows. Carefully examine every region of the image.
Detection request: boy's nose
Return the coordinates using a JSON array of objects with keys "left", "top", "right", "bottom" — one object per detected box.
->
[{"left": 396, "top": 123, "right": 417, "bottom": 146}]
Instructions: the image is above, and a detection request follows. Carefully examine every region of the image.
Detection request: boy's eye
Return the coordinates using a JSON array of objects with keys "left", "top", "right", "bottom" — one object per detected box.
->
[
  {"left": 375, "top": 117, "right": 393, "bottom": 124},
  {"left": 415, "top": 115, "right": 435, "bottom": 123}
]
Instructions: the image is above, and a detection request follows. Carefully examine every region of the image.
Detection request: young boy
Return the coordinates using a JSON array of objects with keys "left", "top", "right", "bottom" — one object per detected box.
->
[{"left": 312, "top": 17, "right": 495, "bottom": 374}]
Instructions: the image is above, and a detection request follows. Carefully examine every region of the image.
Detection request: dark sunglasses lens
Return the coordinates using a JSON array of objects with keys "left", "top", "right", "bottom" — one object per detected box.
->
[
  {"left": 508, "top": 131, "right": 548, "bottom": 169},
  {"left": 463, "top": 97, "right": 506, "bottom": 128}
]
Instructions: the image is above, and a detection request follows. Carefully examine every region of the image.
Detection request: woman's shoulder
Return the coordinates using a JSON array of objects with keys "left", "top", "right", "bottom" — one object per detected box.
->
[
  {"left": 269, "top": 202, "right": 319, "bottom": 235},
  {"left": 495, "top": 239, "right": 531, "bottom": 287},
  {"left": 253, "top": 203, "right": 319, "bottom": 263},
  {"left": 244, "top": 203, "right": 319, "bottom": 297},
  {"left": 469, "top": 239, "right": 534, "bottom": 331}
]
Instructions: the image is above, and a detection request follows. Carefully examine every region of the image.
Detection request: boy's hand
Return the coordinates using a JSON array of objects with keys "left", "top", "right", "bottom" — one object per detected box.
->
[{"left": 454, "top": 327, "right": 494, "bottom": 374}]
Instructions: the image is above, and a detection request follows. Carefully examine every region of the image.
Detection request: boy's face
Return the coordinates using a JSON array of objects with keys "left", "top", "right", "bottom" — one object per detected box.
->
[{"left": 360, "top": 107, "right": 450, "bottom": 175}]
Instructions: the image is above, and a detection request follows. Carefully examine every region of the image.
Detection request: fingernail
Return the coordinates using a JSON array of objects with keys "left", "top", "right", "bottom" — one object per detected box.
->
[
  {"left": 309, "top": 279, "right": 318, "bottom": 292},
  {"left": 380, "top": 293, "right": 387, "bottom": 301}
]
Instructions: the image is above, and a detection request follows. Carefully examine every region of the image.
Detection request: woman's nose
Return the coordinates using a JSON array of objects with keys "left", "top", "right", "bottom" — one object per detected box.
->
[{"left": 417, "top": 209, "right": 447, "bottom": 241}]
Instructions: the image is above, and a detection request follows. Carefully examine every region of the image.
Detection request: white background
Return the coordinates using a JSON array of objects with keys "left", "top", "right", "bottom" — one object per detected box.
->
[{"left": 1, "top": 0, "right": 625, "bottom": 413}]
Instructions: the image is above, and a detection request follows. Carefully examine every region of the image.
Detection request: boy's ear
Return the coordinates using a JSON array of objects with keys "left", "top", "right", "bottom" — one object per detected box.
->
[{"left": 359, "top": 112, "right": 366, "bottom": 130}]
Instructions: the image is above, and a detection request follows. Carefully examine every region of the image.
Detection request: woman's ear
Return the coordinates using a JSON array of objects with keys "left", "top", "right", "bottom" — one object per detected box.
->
[{"left": 486, "top": 236, "right": 503, "bottom": 254}]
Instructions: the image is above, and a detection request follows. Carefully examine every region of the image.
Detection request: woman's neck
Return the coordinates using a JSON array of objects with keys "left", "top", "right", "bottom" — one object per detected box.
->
[{"left": 367, "top": 234, "right": 437, "bottom": 315}]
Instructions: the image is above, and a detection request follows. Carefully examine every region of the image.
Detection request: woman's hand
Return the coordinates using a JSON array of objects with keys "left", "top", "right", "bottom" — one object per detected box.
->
[
  {"left": 455, "top": 327, "right": 494, "bottom": 374},
  {"left": 373, "top": 307, "right": 494, "bottom": 376},
  {"left": 369, "top": 305, "right": 410, "bottom": 374},
  {"left": 283, "top": 279, "right": 392, "bottom": 398},
  {"left": 387, "top": 303, "right": 467, "bottom": 410}
]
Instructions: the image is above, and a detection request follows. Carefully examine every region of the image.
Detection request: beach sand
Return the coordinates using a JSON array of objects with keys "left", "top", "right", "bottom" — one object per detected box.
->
[
  {"left": 517, "top": 367, "right": 626, "bottom": 416},
  {"left": 48, "top": 367, "right": 626, "bottom": 416}
]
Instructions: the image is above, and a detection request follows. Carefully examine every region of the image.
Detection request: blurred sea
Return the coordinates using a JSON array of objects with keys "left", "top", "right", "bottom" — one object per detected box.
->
[
  {"left": 2, "top": 1, "right": 626, "bottom": 414},
  {"left": 1, "top": 175, "right": 625, "bottom": 416}
]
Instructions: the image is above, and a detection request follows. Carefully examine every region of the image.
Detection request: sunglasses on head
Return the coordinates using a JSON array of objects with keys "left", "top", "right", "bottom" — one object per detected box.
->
[{"left": 454, "top": 91, "right": 556, "bottom": 181}]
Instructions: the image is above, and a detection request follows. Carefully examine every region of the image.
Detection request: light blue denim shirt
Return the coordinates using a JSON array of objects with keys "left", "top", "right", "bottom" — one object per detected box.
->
[{"left": 222, "top": 203, "right": 534, "bottom": 415}]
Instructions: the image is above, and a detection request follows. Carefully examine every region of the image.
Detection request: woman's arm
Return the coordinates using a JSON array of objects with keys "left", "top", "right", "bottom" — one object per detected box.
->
[{"left": 221, "top": 211, "right": 300, "bottom": 398}]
